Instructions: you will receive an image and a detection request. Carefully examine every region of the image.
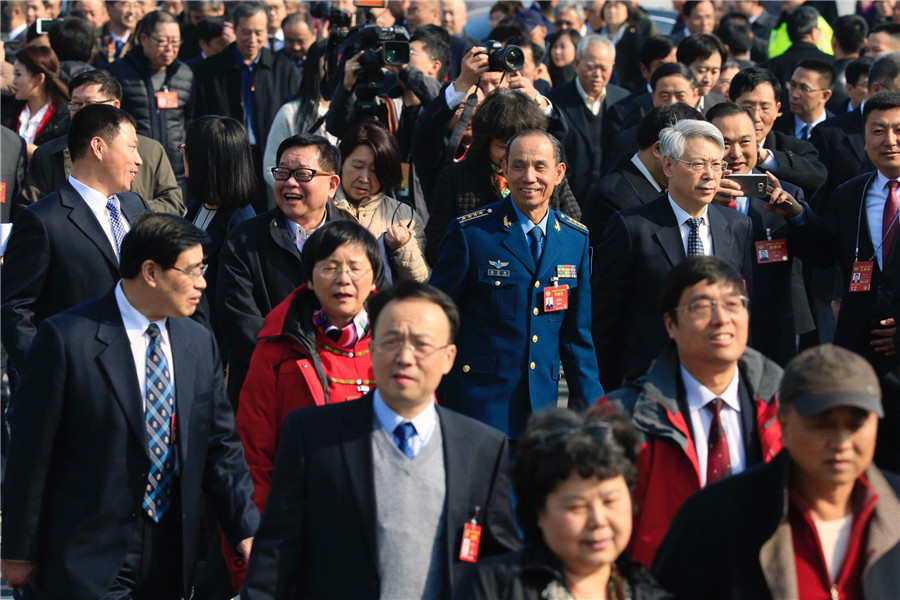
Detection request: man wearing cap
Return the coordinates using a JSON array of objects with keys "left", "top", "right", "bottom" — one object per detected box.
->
[{"left": 653, "top": 344, "right": 900, "bottom": 600}]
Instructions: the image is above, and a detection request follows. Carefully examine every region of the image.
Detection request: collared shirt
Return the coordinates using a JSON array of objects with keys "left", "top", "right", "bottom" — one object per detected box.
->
[
  {"left": 512, "top": 199, "right": 550, "bottom": 248},
  {"left": 8, "top": 22, "right": 27, "bottom": 39},
  {"left": 680, "top": 365, "right": 746, "bottom": 487},
  {"left": 575, "top": 77, "right": 606, "bottom": 116},
  {"left": 17, "top": 102, "right": 49, "bottom": 144},
  {"left": 285, "top": 210, "right": 327, "bottom": 253},
  {"left": 631, "top": 153, "right": 662, "bottom": 193},
  {"left": 669, "top": 194, "right": 712, "bottom": 256},
  {"left": 865, "top": 170, "right": 899, "bottom": 269},
  {"left": 793, "top": 112, "right": 827, "bottom": 139},
  {"left": 235, "top": 44, "right": 262, "bottom": 145},
  {"left": 68, "top": 175, "right": 130, "bottom": 255},
  {"left": 115, "top": 281, "right": 173, "bottom": 411},
  {"left": 373, "top": 389, "right": 437, "bottom": 458}
]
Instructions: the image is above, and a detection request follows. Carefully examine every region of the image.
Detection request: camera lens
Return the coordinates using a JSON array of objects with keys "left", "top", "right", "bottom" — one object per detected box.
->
[{"left": 502, "top": 46, "right": 525, "bottom": 72}]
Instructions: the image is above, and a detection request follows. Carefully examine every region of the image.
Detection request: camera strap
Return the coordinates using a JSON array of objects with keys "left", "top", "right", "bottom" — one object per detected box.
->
[{"left": 447, "top": 91, "right": 479, "bottom": 163}]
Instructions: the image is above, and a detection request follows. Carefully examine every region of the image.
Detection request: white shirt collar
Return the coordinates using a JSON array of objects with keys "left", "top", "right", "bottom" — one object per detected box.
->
[
  {"left": 873, "top": 170, "right": 897, "bottom": 196},
  {"left": 668, "top": 193, "right": 709, "bottom": 225},
  {"left": 575, "top": 77, "right": 605, "bottom": 105},
  {"left": 284, "top": 210, "right": 327, "bottom": 251},
  {"left": 680, "top": 364, "right": 742, "bottom": 414},
  {"left": 631, "top": 153, "right": 662, "bottom": 192},
  {"left": 115, "top": 280, "right": 167, "bottom": 339}
]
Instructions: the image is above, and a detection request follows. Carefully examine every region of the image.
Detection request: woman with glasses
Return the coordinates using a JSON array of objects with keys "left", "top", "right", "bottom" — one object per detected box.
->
[
  {"left": 333, "top": 121, "right": 429, "bottom": 282},
  {"left": 3, "top": 45, "right": 69, "bottom": 159},
  {"left": 229, "top": 220, "right": 383, "bottom": 586},
  {"left": 456, "top": 408, "right": 671, "bottom": 600}
]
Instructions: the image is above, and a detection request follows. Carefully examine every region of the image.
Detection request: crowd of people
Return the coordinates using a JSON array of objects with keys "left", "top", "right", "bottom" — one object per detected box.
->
[{"left": 1, "top": 1, "right": 900, "bottom": 599}]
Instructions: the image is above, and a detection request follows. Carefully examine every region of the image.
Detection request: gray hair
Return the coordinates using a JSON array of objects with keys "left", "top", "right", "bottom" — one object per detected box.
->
[
  {"left": 555, "top": 2, "right": 585, "bottom": 20},
  {"left": 658, "top": 119, "right": 725, "bottom": 162},
  {"left": 505, "top": 129, "right": 564, "bottom": 166},
  {"left": 576, "top": 33, "right": 616, "bottom": 61},
  {"left": 869, "top": 51, "right": 900, "bottom": 91}
]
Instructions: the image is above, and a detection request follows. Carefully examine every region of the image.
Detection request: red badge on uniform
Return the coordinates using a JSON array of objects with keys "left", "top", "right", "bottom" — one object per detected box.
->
[
  {"left": 0, "top": 182, "right": 6, "bottom": 204},
  {"left": 850, "top": 261, "right": 873, "bottom": 292},
  {"left": 544, "top": 285, "right": 569, "bottom": 312},
  {"left": 156, "top": 90, "right": 178, "bottom": 109},
  {"left": 756, "top": 239, "right": 788, "bottom": 263},
  {"left": 459, "top": 522, "right": 482, "bottom": 563}
]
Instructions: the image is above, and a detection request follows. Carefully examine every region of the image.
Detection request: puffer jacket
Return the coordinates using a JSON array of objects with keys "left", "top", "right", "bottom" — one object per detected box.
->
[
  {"left": 331, "top": 186, "right": 430, "bottom": 282},
  {"left": 105, "top": 47, "right": 193, "bottom": 181}
]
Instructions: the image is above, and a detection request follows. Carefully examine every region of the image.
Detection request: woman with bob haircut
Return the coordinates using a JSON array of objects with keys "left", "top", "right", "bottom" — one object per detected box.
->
[
  {"left": 333, "top": 121, "right": 429, "bottom": 282},
  {"left": 456, "top": 407, "right": 671, "bottom": 600}
]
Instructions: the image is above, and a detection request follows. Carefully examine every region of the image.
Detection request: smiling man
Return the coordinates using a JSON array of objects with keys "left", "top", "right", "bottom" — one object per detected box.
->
[
  {"left": 654, "top": 343, "right": 900, "bottom": 599},
  {"left": 430, "top": 129, "right": 604, "bottom": 439},
  {"left": 605, "top": 256, "right": 784, "bottom": 567},
  {"left": 1, "top": 104, "right": 149, "bottom": 372}
]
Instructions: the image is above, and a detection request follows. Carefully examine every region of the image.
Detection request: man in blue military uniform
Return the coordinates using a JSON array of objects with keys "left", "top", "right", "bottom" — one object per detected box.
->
[{"left": 430, "top": 129, "right": 604, "bottom": 439}]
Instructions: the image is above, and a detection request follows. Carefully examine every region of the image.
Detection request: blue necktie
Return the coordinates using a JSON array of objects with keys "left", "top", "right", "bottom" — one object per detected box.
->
[
  {"left": 114, "top": 39, "right": 125, "bottom": 57},
  {"left": 686, "top": 217, "right": 704, "bottom": 256},
  {"left": 143, "top": 324, "right": 175, "bottom": 522},
  {"left": 393, "top": 422, "right": 416, "bottom": 460},
  {"left": 106, "top": 196, "right": 127, "bottom": 259},
  {"left": 800, "top": 124, "right": 811, "bottom": 141},
  {"left": 528, "top": 227, "right": 544, "bottom": 265}
]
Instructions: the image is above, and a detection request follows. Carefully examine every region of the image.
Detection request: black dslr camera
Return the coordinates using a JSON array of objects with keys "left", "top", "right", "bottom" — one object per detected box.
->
[{"left": 482, "top": 40, "right": 525, "bottom": 72}]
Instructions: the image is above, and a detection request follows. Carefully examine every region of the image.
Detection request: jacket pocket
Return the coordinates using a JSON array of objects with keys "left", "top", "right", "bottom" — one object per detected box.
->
[{"left": 478, "top": 269, "right": 518, "bottom": 319}]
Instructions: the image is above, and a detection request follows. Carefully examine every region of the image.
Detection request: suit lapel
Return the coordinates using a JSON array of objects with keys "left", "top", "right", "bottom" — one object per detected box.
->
[
  {"left": 61, "top": 182, "right": 120, "bottom": 268},
  {"left": 168, "top": 319, "right": 196, "bottom": 464},
  {"left": 649, "top": 196, "right": 685, "bottom": 267},
  {"left": 439, "top": 407, "right": 473, "bottom": 580},
  {"left": 500, "top": 200, "right": 536, "bottom": 273},
  {"left": 622, "top": 158, "right": 660, "bottom": 202},
  {"left": 708, "top": 205, "right": 737, "bottom": 263},
  {"left": 539, "top": 211, "right": 563, "bottom": 273},
  {"left": 340, "top": 397, "right": 378, "bottom": 561}
]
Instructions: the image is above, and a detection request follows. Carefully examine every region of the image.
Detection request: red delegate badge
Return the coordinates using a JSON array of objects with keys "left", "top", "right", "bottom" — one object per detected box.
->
[
  {"left": 1, "top": 182, "right": 6, "bottom": 204},
  {"left": 849, "top": 261, "right": 873, "bottom": 292},
  {"left": 459, "top": 522, "right": 482, "bottom": 563},
  {"left": 156, "top": 91, "right": 178, "bottom": 109},
  {"left": 544, "top": 285, "right": 569, "bottom": 312},
  {"left": 756, "top": 239, "right": 788, "bottom": 264}
]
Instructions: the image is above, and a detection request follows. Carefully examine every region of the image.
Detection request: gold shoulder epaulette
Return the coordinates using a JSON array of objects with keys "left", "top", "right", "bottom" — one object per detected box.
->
[
  {"left": 559, "top": 212, "right": 589, "bottom": 233},
  {"left": 456, "top": 207, "right": 493, "bottom": 225}
]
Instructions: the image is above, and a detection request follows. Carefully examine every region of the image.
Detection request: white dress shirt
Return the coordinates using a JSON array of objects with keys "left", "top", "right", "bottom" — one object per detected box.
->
[
  {"left": 669, "top": 194, "right": 712, "bottom": 256},
  {"left": 575, "top": 77, "right": 605, "bottom": 116},
  {"left": 115, "top": 282, "right": 174, "bottom": 411},
  {"left": 285, "top": 211, "right": 327, "bottom": 253},
  {"left": 68, "top": 175, "right": 130, "bottom": 256},
  {"left": 681, "top": 365, "right": 746, "bottom": 487},
  {"left": 17, "top": 102, "right": 50, "bottom": 144},
  {"left": 373, "top": 390, "right": 437, "bottom": 458},
  {"left": 865, "top": 170, "right": 900, "bottom": 269},
  {"left": 631, "top": 154, "right": 662, "bottom": 193}
]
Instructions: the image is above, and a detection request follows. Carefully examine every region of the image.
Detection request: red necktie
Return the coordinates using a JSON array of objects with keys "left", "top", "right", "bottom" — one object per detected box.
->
[
  {"left": 706, "top": 398, "right": 732, "bottom": 485},
  {"left": 883, "top": 180, "right": 899, "bottom": 261},
  {"left": 726, "top": 200, "right": 737, "bottom": 210}
]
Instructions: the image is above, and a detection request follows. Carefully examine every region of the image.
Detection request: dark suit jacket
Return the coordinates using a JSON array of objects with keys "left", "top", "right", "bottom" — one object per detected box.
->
[
  {"left": 603, "top": 90, "right": 653, "bottom": 149},
  {"left": 547, "top": 80, "right": 630, "bottom": 205},
  {"left": 750, "top": 8, "right": 778, "bottom": 63},
  {"left": 758, "top": 41, "right": 835, "bottom": 88},
  {"left": 241, "top": 394, "right": 520, "bottom": 599},
  {"left": 583, "top": 153, "right": 661, "bottom": 247},
  {"left": 591, "top": 194, "right": 754, "bottom": 390},
  {"left": 772, "top": 108, "right": 835, "bottom": 138},
  {"left": 0, "top": 125, "right": 26, "bottom": 223},
  {"left": 808, "top": 106, "right": 871, "bottom": 212},
  {"left": 1, "top": 290, "right": 259, "bottom": 599},
  {"left": 0, "top": 182, "right": 148, "bottom": 370},
  {"left": 759, "top": 129, "right": 827, "bottom": 201}
]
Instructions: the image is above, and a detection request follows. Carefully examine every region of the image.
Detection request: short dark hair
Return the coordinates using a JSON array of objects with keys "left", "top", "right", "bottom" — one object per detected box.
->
[
  {"left": 136, "top": 7, "right": 178, "bottom": 39},
  {"left": 716, "top": 12, "right": 752, "bottom": 56},
  {"left": 658, "top": 256, "right": 745, "bottom": 323},
  {"left": 68, "top": 103, "right": 136, "bottom": 160},
  {"left": 682, "top": 0, "right": 712, "bottom": 17},
  {"left": 637, "top": 103, "right": 705, "bottom": 150},
  {"left": 232, "top": 0, "right": 269, "bottom": 26},
  {"left": 300, "top": 220, "right": 384, "bottom": 285},
  {"left": 650, "top": 61, "right": 696, "bottom": 90},
  {"left": 411, "top": 25, "right": 451, "bottom": 81},
  {"left": 505, "top": 128, "right": 562, "bottom": 165},
  {"left": 338, "top": 122, "right": 403, "bottom": 195},
  {"left": 489, "top": 20, "right": 528, "bottom": 42},
  {"left": 185, "top": 116, "right": 256, "bottom": 210},
  {"left": 796, "top": 58, "right": 835, "bottom": 88},
  {"left": 706, "top": 101, "right": 755, "bottom": 129},
  {"left": 470, "top": 89, "right": 548, "bottom": 162},
  {"left": 846, "top": 56, "right": 874, "bottom": 87},
  {"left": 275, "top": 133, "right": 341, "bottom": 174},
  {"left": 507, "top": 34, "right": 545, "bottom": 68},
  {"left": 120, "top": 213, "right": 206, "bottom": 279},
  {"left": 640, "top": 34, "right": 676, "bottom": 69},
  {"left": 833, "top": 15, "right": 868, "bottom": 55},
  {"left": 68, "top": 68, "right": 123, "bottom": 101},
  {"left": 786, "top": 5, "right": 820, "bottom": 43},
  {"left": 870, "top": 22, "right": 900, "bottom": 38},
  {"left": 195, "top": 16, "right": 227, "bottom": 43},
  {"left": 367, "top": 280, "right": 461, "bottom": 341},
  {"left": 729, "top": 66, "right": 782, "bottom": 103},
  {"left": 47, "top": 17, "right": 94, "bottom": 63},
  {"left": 867, "top": 52, "right": 900, "bottom": 91},
  {"left": 513, "top": 408, "right": 637, "bottom": 545},
  {"left": 863, "top": 89, "right": 900, "bottom": 125},
  {"left": 282, "top": 10, "right": 314, "bottom": 31},
  {"left": 677, "top": 33, "right": 726, "bottom": 67}
]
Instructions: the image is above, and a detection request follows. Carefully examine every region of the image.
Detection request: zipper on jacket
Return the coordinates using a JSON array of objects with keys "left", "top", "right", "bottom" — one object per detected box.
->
[{"left": 830, "top": 584, "right": 839, "bottom": 600}]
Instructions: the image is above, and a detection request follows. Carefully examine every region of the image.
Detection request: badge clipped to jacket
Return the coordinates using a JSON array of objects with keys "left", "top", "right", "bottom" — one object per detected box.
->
[
  {"left": 459, "top": 507, "right": 482, "bottom": 563},
  {"left": 156, "top": 90, "right": 178, "bottom": 109}
]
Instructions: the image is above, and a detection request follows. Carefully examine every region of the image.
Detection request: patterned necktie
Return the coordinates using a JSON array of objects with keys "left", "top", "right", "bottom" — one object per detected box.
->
[
  {"left": 800, "top": 124, "right": 811, "bottom": 141},
  {"left": 393, "top": 422, "right": 416, "bottom": 460},
  {"left": 106, "top": 196, "right": 127, "bottom": 259},
  {"left": 529, "top": 227, "right": 544, "bottom": 265},
  {"left": 884, "top": 180, "right": 899, "bottom": 261},
  {"left": 686, "top": 217, "right": 704, "bottom": 256},
  {"left": 706, "top": 398, "right": 732, "bottom": 485},
  {"left": 143, "top": 324, "right": 175, "bottom": 522}
]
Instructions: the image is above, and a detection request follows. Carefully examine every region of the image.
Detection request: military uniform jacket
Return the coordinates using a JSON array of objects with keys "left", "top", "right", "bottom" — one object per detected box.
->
[{"left": 430, "top": 197, "right": 604, "bottom": 439}]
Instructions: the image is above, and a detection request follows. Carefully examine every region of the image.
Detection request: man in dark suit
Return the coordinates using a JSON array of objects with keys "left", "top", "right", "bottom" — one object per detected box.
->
[
  {"left": 241, "top": 280, "right": 519, "bottom": 598},
  {"left": 0, "top": 213, "right": 259, "bottom": 599},
  {"left": 584, "top": 102, "right": 704, "bottom": 247},
  {"left": 1, "top": 104, "right": 148, "bottom": 372},
  {"left": 772, "top": 59, "right": 836, "bottom": 140},
  {"left": 759, "top": 5, "right": 835, "bottom": 87},
  {"left": 547, "top": 34, "right": 629, "bottom": 206},
  {"left": 708, "top": 102, "right": 837, "bottom": 366},
  {"left": 676, "top": 33, "right": 729, "bottom": 114},
  {"left": 0, "top": 125, "right": 26, "bottom": 223},
  {"left": 592, "top": 119, "right": 754, "bottom": 391},
  {"left": 217, "top": 133, "right": 344, "bottom": 407},
  {"left": 730, "top": 67, "right": 828, "bottom": 201},
  {"left": 735, "top": 0, "right": 778, "bottom": 63}
]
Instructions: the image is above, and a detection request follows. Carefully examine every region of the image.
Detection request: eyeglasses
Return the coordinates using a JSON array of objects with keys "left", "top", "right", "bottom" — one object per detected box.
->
[
  {"left": 538, "top": 423, "right": 614, "bottom": 448},
  {"left": 271, "top": 166, "right": 336, "bottom": 182},
  {"left": 147, "top": 34, "right": 183, "bottom": 48},
  {"left": 371, "top": 339, "right": 451, "bottom": 360},
  {"left": 739, "top": 101, "right": 777, "bottom": 116},
  {"left": 313, "top": 265, "right": 371, "bottom": 281},
  {"left": 786, "top": 80, "right": 827, "bottom": 94},
  {"left": 673, "top": 295, "right": 749, "bottom": 318},
  {"left": 171, "top": 264, "right": 209, "bottom": 279},
  {"left": 677, "top": 159, "right": 726, "bottom": 173},
  {"left": 409, "top": 49, "right": 436, "bottom": 60},
  {"left": 66, "top": 98, "right": 116, "bottom": 112}
]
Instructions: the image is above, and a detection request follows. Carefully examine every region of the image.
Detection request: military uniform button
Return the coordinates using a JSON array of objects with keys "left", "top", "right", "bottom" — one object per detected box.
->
[
  {"left": 532, "top": 335, "right": 538, "bottom": 343},
  {"left": 495, "top": 281, "right": 500, "bottom": 286},
  {"left": 534, "top": 281, "right": 540, "bottom": 288},
  {"left": 462, "top": 365, "right": 471, "bottom": 373},
  {"left": 533, "top": 307, "right": 539, "bottom": 315},
  {"left": 530, "top": 362, "right": 536, "bottom": 370}
]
